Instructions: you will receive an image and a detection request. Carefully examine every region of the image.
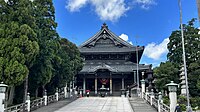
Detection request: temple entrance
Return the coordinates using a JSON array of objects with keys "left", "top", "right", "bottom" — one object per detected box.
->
[
  {"left": 112, "top": 78, "right": 122, "bottom": 96},
  {"left": 96, "top": 69, "right": 111, "bottom": 95}
]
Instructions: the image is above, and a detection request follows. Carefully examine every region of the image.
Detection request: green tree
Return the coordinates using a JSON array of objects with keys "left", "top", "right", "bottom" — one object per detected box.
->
[
  {"left": 167, "top": 18, "right": 200, "bottom": 96},
  {"left": 0, "top": 23, "right": 39, "bottom": 104},
  {"left": 0, "top": 0, "right": 39, "bottom": 104},
  {"left": 28, "top": 0, "right": 60, "bottom": 98},
  {"left": 46, "top": 38, "right": 83, "bottom": 94},
  {"left": 153, "top": 61, "right": 179, "bottom": 92}
]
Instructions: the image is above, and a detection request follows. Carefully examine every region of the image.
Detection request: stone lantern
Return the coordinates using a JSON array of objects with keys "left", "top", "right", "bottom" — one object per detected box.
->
[
  {"left": 0, "top": 82, "right": 8, "bottom": 112},
  {"left": 166, "top": 81, "right": 178, "bottom": 112}
]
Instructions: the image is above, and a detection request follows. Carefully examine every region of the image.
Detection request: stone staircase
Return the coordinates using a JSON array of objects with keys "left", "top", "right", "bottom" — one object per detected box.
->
[{"left": 129, "top": 97, "right": 157, "bottom": 112}]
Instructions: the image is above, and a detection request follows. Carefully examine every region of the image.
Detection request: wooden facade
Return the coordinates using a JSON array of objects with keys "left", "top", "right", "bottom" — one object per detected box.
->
[{"left": 76, "top": 23, "right": 153, "bottom": 96}]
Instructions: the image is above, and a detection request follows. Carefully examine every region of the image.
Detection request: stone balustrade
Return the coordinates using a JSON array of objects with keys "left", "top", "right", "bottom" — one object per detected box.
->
[
  {"left": 143, "top": 92, "right": 170, "bottom": 112},
  {"left": 4, "top": 86, "right": 72, "bottom": 112}
]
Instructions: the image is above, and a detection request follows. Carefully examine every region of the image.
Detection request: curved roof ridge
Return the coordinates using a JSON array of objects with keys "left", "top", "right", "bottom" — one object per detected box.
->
[{"left": 79, "top": 23, "right": 138, "bottom": 48}]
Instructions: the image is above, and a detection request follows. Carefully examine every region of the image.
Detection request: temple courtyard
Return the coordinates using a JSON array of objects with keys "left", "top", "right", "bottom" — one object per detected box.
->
[{"left": 55, "top": 97, "right": 133, "bottom": 112}]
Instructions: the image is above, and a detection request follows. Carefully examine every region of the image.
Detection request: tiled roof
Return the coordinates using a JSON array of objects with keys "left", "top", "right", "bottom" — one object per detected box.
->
[{"left": 79, "top": 60, "right": 151, "bottom": 74}]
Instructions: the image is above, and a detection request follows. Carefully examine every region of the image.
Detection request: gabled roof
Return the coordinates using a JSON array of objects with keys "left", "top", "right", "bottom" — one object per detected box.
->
[{"left": 79, "top": 23, "right": 138, "bottom": 49}]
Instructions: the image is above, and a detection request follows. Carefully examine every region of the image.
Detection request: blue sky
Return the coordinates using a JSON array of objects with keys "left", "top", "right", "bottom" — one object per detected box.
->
[{"left": 53, "top": 0, "right": 198, "bottom": 67}]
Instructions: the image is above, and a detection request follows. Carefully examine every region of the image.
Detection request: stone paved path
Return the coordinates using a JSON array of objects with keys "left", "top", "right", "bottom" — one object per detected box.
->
[
  {"left": 55, "top": 97, "right": 133, "bottom": 112},
  {"left": 33, "top": 98, "right": 76, "bottom": 112},
  {"left": 129, "top": 97, "right": 157, "bottom": 112}
]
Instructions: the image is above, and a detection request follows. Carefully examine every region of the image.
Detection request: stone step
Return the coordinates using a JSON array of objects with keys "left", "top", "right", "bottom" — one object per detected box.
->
[{"left": 129, "top": 97, "right": 157, "bottom": 112}]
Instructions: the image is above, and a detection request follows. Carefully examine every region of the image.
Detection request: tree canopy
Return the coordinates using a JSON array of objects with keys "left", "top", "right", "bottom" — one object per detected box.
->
[
  {"left": 0, "top": 0, "right": 83, "bottom": 104},
  {"left": 154, "top": 18, "right": 200, "bottom": 96},
  {"left": 153, "top": 61, "right": 179, "bottom": 92}
]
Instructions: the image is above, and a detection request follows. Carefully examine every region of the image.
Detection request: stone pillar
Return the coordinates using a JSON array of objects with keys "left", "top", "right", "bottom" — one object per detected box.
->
[
  {"left": 55, "top": 88, "right": 59, "bottom": 101},
  {"left": 158, "top": 92, "right": 162, "bottom": 112},
  {"left": 83, "top": 77, "right": 86, "bottom": 95},
  {"left": 140, "top": 79, "right": 145, "bottom": 98},
  {"left": 69, "top": 81, "right": 72, "bottom": 97},
  {"left": 169, "top": 91, "right": 177, "bottom": 112},
  {"left": 26, "top": 93, "right": 30, "bottom": 112},
  {"left": 133, "top": 71, "right": 136, "bottom": 84},
  {"left": 150, "top": 89, "right": 154, "bottom": 106},
  {"left": 95, "top": 74, "right": 97, "bottom": 95},
  {"left": 0, "top": 92, "right": 5, "bottom": 112},
  {"left": 64, "top": 83, "right": 68, "bottom": 98},
  {"left": 43, "top": 90, "right": 47, "bottom": 106},
  {"left": 110, "top": 73, "right": 112, "bottom": 95}
]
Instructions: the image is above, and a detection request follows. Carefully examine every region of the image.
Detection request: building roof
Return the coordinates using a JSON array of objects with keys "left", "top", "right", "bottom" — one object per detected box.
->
[
  {"left": 79, "top": 23, "right": 144, "bottom": 54},
  {"left": 79, "top": 60, "right": 152, "bottom": 74},
  {"left": 79, "top": 46, "right": 144, "bottom": 53}
]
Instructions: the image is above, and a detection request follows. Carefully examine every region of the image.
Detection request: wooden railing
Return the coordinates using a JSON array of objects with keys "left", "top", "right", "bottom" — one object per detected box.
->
[
  {"left": 5, "top": 102, "right": 28, "bottom": 112},
  {"left": 30, "top": 98, "right": 45, "bottom": 111}
]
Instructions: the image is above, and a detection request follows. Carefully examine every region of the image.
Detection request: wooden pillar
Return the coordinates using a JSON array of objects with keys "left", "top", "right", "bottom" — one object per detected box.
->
[
  {"left": 83, "top": 75, "right": 86, "bottom": 94},
  {"left": 110, "top": 73, "right": 112, "bottom": 95},
  {"left": 134, "top": 71, "right": 136, "bottom": 84},
  {"left": 122, "top": 74, "right": 124, "bottom": 89},
  {"left": 95, "top": 74, "right": 97, "bottom": 95}
]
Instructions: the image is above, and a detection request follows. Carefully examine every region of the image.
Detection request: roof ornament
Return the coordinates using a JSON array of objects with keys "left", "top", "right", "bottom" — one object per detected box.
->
[{"left": 101, "top": 23, "right": 108, "bottom": 30}]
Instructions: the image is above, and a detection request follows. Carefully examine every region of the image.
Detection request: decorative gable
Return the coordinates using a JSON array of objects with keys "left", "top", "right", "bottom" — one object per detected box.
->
[{"left": 79, "top": 23, "right": 133, "bottom": 49}]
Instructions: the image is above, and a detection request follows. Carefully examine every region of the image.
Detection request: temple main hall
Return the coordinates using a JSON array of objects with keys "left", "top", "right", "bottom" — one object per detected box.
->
[{"left": 76, "top": 23, "right": 153, "bottom": 96}]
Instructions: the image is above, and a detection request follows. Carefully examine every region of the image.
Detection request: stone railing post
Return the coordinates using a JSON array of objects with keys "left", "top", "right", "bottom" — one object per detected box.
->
[
  {"left": 158, "top": 92, "right": 162, "bottom": 112},
  {"left": 0, "top": 82, "right": 7, "bottom": 112},
  {"left": 55, "top": 88, "right": 59, "bottom": 101},
  {"left": 43, "top": 90, "right": 47, "bottom": 106},
  {"left": 64, "top": 83, "right": 68, "bottom": 98},
  {"left": 0, "top": 92, "right": 5, "bottom": 112},
  {"left": 150, "top": 89, "right": 154, "bottom": 106},
  {"left": 26, "top": 93, "right": 30, "bottom": 112},
  {"left": 145, "top": 87, "right": 149, "bottom": 100},
  {"left": 140, "top": 79, "right": 145, "bottom": 98},
  {"left": 70, "top": 81, "right": 72, "bottom": 98}
]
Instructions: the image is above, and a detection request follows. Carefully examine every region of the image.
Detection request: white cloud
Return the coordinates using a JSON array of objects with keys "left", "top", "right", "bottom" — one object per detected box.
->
[
  {"left": 66, "top": 0, "right": 129, "bottom": 21},
  {"left": 66, "top": 0, "right": 88, "bottom": 12},
  {"left": 91, "top": 0, "right": 129, "bottom": 21},
  {"left": 4, "top": 0, "right": 33, "bottom": 3},
  {"left": 144, "top": 38, "right": 169, "bottom": 60},
  {"left": 66, "top": 0, "right": 156, "bottom": 21},
  {"left": 119, "top": 34, "right": 133, "bottom": 45},
  {"left": 134, "top": 0, "right": 156, "bottom": 9},
  {"left": 119, "top": 34, "right": 128, "bottom": 41}
]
